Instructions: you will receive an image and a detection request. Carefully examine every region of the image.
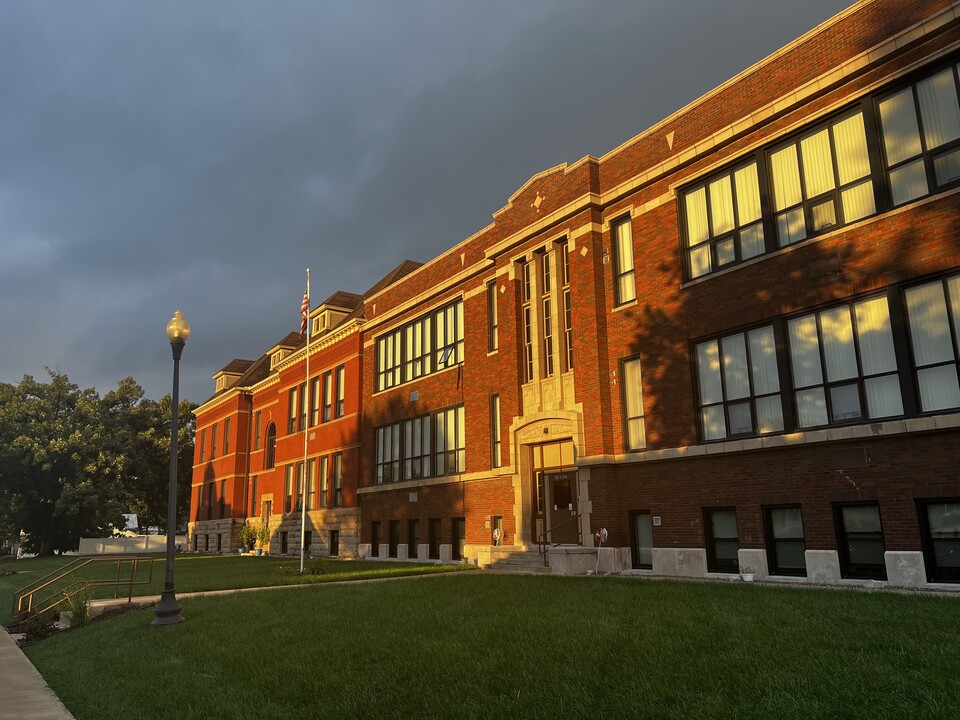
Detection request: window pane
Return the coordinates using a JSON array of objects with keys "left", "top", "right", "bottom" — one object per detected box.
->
[
  {"left": 811, "top": 199, "right": 836, "bottom": 232},
  {"left": 820, "top": 307, "right": 857, "bottom": 382},
  {"left": 617, "top": 220, "right": 635, "bottom": 272},
  {"left": 906, "top": 282, "right": 955, "bottom": 365},
  {"left": 734, "top": 163, "right": 761, "bottom": 224},
  {"left": 889, "top": 158, "right": 928, "bottom": 205},
  {"left": 696, "top": 341, "right": 723, "bottom": 405},
  {"left": 627, "top": 417, "right": 645, "bottom": 451},
  {"left": 702, "top": 406, "right": 726, "bottom": 441},
  {"left": 788, "top": 315, "right": 823, "bottom": 387},
  {"left": 801, "top": 128, "right": 835, "bottom": 198},
  {"left": 709, "top": 176, "right": 735, "bottom": 236},
  {"left": 727, "top": 402, "right": 752, "bottom": 435},
  {"left": 917, "top": 365, "right": 960, "bottom": 411},
  {"left": 840, "top": 180, "right": 875, "bottom": 223},
  {"left": 796, "top": 388, "right": 828, "bottom": 427},
  {"left": 722, "top": 334, "right": 750, "bottom": 400},
  {"left": 771, "top": 145, "right": 802, "bottom": 211},
  {"left": 755, "top": 395, "right": 784, "bottom": 434},
  {"left": 830, "top": 383, "right": 862, "bottom": 421},
  {"left": 712, "top": 509, "right": 738, "bottom": 538},
  {"left": 772, "top": 508, "right": 804, "bottom": 538},
  {"left": 855, "top": 298, "right": 897, "bottom": 375},
  {"left": 716, "top": 237, "right": 735, "bottom": 266},
  {"left": 618, "top": 274, "right": 636, "bottom": 303},
  {"left": 740, "top": 223, "right": 765, "bottom": 260},
  {"left": 879, "top": 88, "right": 922, "bottom": 165},
  {"left": 777, "top": 208, "right": 806, "bottom": 246},
  {"left": 865, "top": 375, "right": 904, "bottom": 418},
  {"left": 933, "top": 147, "right": 960, "bottom": 186},
  {"left": 623, "top": 358, "right": 644, "bottom": 419},
  {"left": 843, "top": 505, "right": 881, "bottom": 532},
  {"left": 685, "top": 188, "right": 708, "bottom": 246},
  {"left": 917, "top": 68, "right": 960, "bottom": 150},
  {"left": 833, "top": 112, "right": 871, "bottom": 184},
  {"left": 748, "top": 326, "right": 780, "bottom": 395},
  {"left": 689, "top": 246, "right": 711, "bottom": 278},
  {"left": 949, "top": 276, "right": 960, "bottom": 346}
]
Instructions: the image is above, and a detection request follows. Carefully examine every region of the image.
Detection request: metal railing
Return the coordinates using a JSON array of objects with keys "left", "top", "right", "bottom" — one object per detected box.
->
[
  {"left": 536, "top": 513, "right": 582, "bottom": 566},
  {"left": 12, "top": 555, "right": 154, "bottom": 623}
]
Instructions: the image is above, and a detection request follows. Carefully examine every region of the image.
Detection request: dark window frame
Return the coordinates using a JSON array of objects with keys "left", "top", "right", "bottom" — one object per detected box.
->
[
  {"left": 917, "top": 497, "right": 960, "bottom": 583},
  {"left": 335, "top": 365, "right": 345, "bottom": 418},
  {"left": 834, "top": 502, "right": 887, "bottom": 580},
  {"left": 704, "top": 507, "right": 740, "bottom": 574},
  {"left": 763, "top": 505, "right": 807, "bottom": 577},
  {"left": 322, "top": 370, "right": 333, "bottom": 423},
  {"left": 611, "top": 214, "right": 636, "bottom": 306}
]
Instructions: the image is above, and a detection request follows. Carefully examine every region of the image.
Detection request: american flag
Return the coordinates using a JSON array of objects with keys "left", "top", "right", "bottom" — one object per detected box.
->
[{"left": 299, "top": 290, "right": 309, "bottom": 335}]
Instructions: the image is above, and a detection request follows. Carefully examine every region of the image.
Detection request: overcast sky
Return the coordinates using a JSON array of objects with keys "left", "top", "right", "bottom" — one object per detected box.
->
[{"left": 0, "top": 0, "right": 853, "bottom": 403}]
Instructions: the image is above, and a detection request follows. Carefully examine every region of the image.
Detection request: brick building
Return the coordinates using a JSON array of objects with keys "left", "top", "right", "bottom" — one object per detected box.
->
[{"left": 192, "top": 0, "right": 960, "bottom": 588}]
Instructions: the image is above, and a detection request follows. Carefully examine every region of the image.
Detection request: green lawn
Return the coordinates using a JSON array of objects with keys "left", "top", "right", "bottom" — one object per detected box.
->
[
  {"left": 1, "top": 554, "right": 468, "bottom": 626},
  {"left": 24, "top": 573, "right": 960, "bottom": 719}
]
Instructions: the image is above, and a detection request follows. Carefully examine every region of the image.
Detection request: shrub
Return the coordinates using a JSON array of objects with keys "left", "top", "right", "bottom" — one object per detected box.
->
[
  {"left": 21, "top": 611, "right": 57, "bottom": 641},
  {"left": 60, "top": 583, "right": 93, "bottom": 629}
]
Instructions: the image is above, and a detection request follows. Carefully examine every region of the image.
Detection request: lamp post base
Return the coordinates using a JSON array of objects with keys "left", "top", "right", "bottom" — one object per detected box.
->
[{"left": 151, "top": 590, "right": 184, "bottom": 627}]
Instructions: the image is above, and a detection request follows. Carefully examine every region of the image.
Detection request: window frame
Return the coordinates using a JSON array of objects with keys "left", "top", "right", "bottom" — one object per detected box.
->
[
  {"left": 211, "top": 422, "right": 218, "bottom": 459},
  {"left": 917, "top": 497, "right": 960, "bottom": 583},
  {"left": 620, "top": 356, "right": 647, "bottom": 452},
  {"left": 903, "top": 272, "right": 960, "bottom": 415},
  {"left": 322, "top": 370, "right": 333, "bottom": 423},
  {"left": 335, "top": 365, "right": 345, "bottom": 418},
  {"left": 490, "top": 393, "right": 502, "bottom": 469},
  {"left": 763, "top": 505, "right": 807, "bottom": 577},
  {"left": 487, "top": 280, "right": 499, "bottom": 352},
  {"left": 834, "top": 502, "right": 887, "bottom": 580},
  {"left": 611, "top": 214, "right": 636, "bottom": 305},
  {"left": 375, "top": 298, "right": 464, "bottom": 392},
  {"left": 374, "top": 405, "right": 464, "bottom": 484},
  {"left": 704, "top": 507, "right": 740, "bottom": 574},
  {"left": 265, "top": 423, "right": 276, "bottom": 469},
  {"left": 254, "top": 411, "right": 262, "bottom": 450}
]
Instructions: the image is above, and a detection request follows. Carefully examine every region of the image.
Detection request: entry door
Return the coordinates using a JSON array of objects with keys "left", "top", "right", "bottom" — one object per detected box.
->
[
  {"left": 631, "top": 512, "right": 653, "bottom": 569},
  {"left": 545, "top": 471, "right": 578, "bottom": 544}
]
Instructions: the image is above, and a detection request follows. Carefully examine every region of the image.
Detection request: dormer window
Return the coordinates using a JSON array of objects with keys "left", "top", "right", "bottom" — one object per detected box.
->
[
  {"left": 270, "top": 351, "right": 284, "bottom": 369},
  {"left": 216, "top": 376, "right": 226, "bottom": 392}
]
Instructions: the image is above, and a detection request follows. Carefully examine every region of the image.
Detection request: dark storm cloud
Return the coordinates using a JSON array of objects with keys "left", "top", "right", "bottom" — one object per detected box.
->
[{"left": 0, "top": 0, "right": 852, "bottom": 402}]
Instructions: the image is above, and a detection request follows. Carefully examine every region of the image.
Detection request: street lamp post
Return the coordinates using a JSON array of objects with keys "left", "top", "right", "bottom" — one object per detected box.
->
[{"left": 152, "top": 310, "right": 190, "bottom": 627}]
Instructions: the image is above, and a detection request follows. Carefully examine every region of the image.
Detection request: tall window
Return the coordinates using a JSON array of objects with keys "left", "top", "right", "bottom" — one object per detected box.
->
[
  {"left": 904, "top": 274, "right": 960, "bottom": 412},
  {"left": 322, "top": 371, "right": 333, "bottom": 422},
  {"left": 487, "top": 281, "right": 499, "bottom": 352},
  {"left": 200, "top": 428, "right": 206, "bottom": 462},
  {"left": 541, "top": 251, "right": 554, "bottom": 377},
  {"left": 219, "top": 479, "right": 226, "bottom": 519},
  {"left": 250, "top": 476, "right": 258, "bottom": 516},
  {"left": 223, "top": 417, "right": 230, "bottom": 455},
  {"left": 684, "top": 161, "right": 765, "bottom": 279},
  {"left": 332, "top": 453, "right": 343, "bottom": 507},
  {"left": 284, "top": 466, "right": 294, "bottom": 513},
  {"left": 490, "top": 394, "right": 502, "bottom": 468},
  {"left": 560, "top": 241, "right": 573, "bottom": 371},
  {"left": 621, "top": 357, "right": 646, "bottom": 451},
  {"left": 835, "top": 504, "right": 886, "bottom": 580},
  {"left": 265, "top": 423, "right": 276, "bottom": 469},
  {"left": 254, "top": 411, "right": 262, "bottom": 450},
  {"left": 294, "top": 461, "right": 304, "bottom": 511},
  {"left": 376, "top": 299, "right": 463, "bottom": 391},
  {"left": 879, "top": 65, "right": 960, "bottom": 206},
  {"left": 211, "top": 423, "right": 218, "bottom": 458},
  {"left": 765, "top": 506, "right": 807, "bottom": 576},
  {"left": 298, "top": 382, "right": 307, "bottom": 431},
  {"left": 287, "top": 387, "right": 297, "bottom": 434},
  {"left": 376, "top": 406, "right": 464, "bottom": 483},
  {"left": 335, "top": 365, "right": 345, "bottom": 417},
  {"left": 522, "top": 261, "right": 534, "bottom": 382},
  {"left": 705, "top": 508, "right": 739, "bottom": 573},
  {"left": 787, "top": 297, "right": 902, "bottom": 428},
  {"left": 696, "top": 326, "right": 783, "bottom": 440},
  {"left": 769, "top": 111, "right": 875, "bottom": 246},
  {"left": 612, "top": 216, "right": 636, "bottom": 304},
  {"left": 310, "top": 376, "right": 320, "bottom": 427},
  {"left": 319, "top": 455, "right": 329, "bottom": 508}
]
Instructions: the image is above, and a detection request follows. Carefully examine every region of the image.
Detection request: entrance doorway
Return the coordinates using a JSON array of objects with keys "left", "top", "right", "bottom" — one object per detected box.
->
[
  {"left": 530, "top": 440, "right": 578, "bottom": 545},
  {"left": 630, "top": 511, "right": 653, "bottom": 569}
]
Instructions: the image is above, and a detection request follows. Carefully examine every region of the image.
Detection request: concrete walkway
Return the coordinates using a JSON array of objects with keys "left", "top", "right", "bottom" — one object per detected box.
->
[{"left": 0, "top": 628, "right": 75, "bottom": 720}]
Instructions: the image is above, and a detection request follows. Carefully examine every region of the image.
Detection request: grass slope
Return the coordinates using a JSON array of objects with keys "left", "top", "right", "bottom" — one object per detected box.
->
[{"left": 25, "top": 574, "right": 960, "bottom": 720}]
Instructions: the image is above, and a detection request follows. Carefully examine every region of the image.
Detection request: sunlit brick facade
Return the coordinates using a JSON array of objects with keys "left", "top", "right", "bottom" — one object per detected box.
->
[{"left": 193, "top": 0, "right": 960, "bottom": 588}]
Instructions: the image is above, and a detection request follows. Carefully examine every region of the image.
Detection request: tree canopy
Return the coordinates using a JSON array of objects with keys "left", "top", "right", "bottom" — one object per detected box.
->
[{"left": 0, "top": 370, "right": 195, "bottom": 554}]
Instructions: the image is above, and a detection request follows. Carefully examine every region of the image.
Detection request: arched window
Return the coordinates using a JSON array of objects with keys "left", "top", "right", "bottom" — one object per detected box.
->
[{"left": 265, "top": 423, "right": 277, "bottom": 469}]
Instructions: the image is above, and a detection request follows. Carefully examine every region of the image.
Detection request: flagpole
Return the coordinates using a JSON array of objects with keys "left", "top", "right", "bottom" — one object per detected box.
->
[{"left": 300, "top": 268, "right": 310, "bottom": 573}]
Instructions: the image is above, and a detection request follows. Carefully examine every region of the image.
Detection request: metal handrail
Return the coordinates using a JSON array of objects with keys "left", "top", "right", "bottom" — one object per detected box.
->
[
  {"left": 12, "top": 555, "right": 154, "bottom": 623},
  {"left": 536, "top": 513, "right": 583, "bottom": 566}
]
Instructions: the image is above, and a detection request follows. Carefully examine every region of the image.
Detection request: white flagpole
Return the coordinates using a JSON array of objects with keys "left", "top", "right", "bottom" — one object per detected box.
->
[{"left": 300, "top": 268, "right": 310, "bottom": 573}]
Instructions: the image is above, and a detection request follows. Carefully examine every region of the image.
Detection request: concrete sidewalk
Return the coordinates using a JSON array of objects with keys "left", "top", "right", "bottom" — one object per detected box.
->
[{"left": 0, "top": 628, "right": 75, "bottom": 720}]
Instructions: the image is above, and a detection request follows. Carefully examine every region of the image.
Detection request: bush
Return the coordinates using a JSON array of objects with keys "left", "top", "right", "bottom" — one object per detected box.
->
[
  {"left": 238, "top": 523, "right": 257, "bottom": 550},
  {"left": 20, "top": 611, "right": 57, "bottom": 641},
  {"left": 60, "top": 583, "right": 93, "bottom": 629}
]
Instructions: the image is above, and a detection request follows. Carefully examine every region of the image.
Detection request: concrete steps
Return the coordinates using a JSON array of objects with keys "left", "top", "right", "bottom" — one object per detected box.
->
[{"left": 481, "top": 547, "right": 553, "bottom": 575}]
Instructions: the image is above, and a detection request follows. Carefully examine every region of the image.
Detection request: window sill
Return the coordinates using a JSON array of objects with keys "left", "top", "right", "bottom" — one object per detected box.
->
[{"left": 611, "top": 299, "right": 638, "bottom": 314}]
